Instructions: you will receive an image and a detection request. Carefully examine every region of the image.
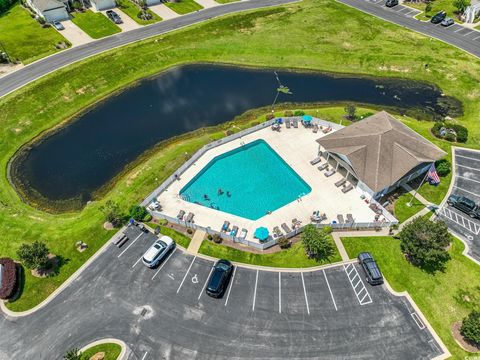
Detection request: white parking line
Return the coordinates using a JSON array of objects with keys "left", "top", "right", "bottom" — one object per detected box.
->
[
  {"left": 462, "top": 30, "right": 474, "bottom": 37},
  {"left": 151, "top": 248, "right": 177, "bottom": 280},
  {"left": 198, "top": 266, "right": 214, "bottom": 300},
  {"left": 439, "top": 207, "right": 480, "bottom": 235},
  {"left": 453, "top": 185, "right": 480, "bottom": 198},
  {"left": 252, "top": 270, "right": 258, "bottom": 311},
  {"left": 456, "top": 154, "right": 480, "bottom": 162},
  {"left": 473, "top": 35, "right": 480, "bottom": 41},
  {"left": 278, "top": 272, "right": 282, "bottom": 314},
  {"left": 132, "top": 256, "right": 143, "bottom": 268},
  {"left": 344, "top": 263, "right": 372, "bottom": 305},
  {"left": 301, "top": 272, "right": 310, "bottom": 315},
  {"left": 140, "top": 352, "right": 148, "bottom": 360},
  {"left": 322, "top": 269, "right": 338, "bottom": 311},
  {"left": 411, "top": 312, "right": 426, "bottom": 330},
  {"left": 224, "top": 266, "right": 236, "bottom": 307},
  {"left": 176, "top": 256, "right": 196, "bottom": 294},
  {"left": 117, "top": 233, "right": 142, "bottom": 258},
  {"left": 404, "top": 9, "right": 417, "bottom": 16},
  {"left": 458, "top": 175, "right": 480, "bottom": 185},
  {"left": 454, "top": 27, "right": 465, "bottom": 33},
  {"left": 457, "top": 164, "right": 480, "bottom": 172}
]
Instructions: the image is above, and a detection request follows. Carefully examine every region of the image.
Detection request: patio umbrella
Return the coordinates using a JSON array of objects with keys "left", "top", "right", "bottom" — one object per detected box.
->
[
  {"left": 302, "top": 115, "right": 313, "bottom": 122},
  {"left": 254, "top": 227, "right": 269, "bottom": 241}
]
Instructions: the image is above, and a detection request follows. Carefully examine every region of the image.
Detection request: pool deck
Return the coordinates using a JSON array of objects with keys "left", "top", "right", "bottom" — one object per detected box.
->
[{"left": 156, "top": 123, "right": 383, "bottom": 245}]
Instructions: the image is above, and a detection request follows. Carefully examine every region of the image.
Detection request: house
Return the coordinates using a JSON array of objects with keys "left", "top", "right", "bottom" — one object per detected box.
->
[
  {"left": 26, "top": 0, "right": 69, "bottom": 22},
  {"left": 316, "top": 111, "right": 446, "bottom": 200},
  {"left": 90, "top": 0, "right": 116, "bottom": 11}
]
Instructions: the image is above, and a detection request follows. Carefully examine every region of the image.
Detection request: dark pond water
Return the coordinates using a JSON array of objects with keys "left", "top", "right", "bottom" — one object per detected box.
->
[{"left": 12, "top": 64, "right": 460, "bottom": 206}]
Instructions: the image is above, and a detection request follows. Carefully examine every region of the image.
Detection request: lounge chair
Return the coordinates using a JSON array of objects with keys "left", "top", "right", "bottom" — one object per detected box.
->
[
  {"left": 281, "top": 223, "right": 292, "bottom": 233},
  {"left": 337, "top": 214, "right": 345, "bottom": 224},
  {"left": 335, "top": 178, "right": 347, "bottom": 187},
  {"left": 230, "top": 225, "right": 239, "bottom": 237},
  {"left": 177, "top": 210, "right": 185, "bottom": 220},
  {"left": 346, "top": 214, "right": 354, "bottom": 224},
  {"left": 273, "top": 226, "right": 283, "bottom": 238},
  {"left": 310, "top": 156, "right": 322, "bottom": 165},
  {"left": 221, "top": 221, "right": 230, "bottom": 232},
  {"left": 292, "top": 119, "right": 298, "bottom": 128},
  {"left": 186, "top": 212, "right": 194, "bottom": 222},
  {"left": 342, "top": 183, "right": 354, "bottom": 193},
  {"left": 318, "top": 163, "right": 329, "bottom": 171},
  {"left": 285, "top": 119, "right": 291, "bottom": 128},
  {"left": 292, "top": 218, "right": 302, "bottom": 229},
  {"left": 239, "top": 228, "right": 247, "bottom": 240},
  {"left": 323, "top": 126, "right": 332, "bottom": 134},
  {"left": 324, "top": 169, "right": 336, "bottom": 177},
  {"left": 313, "top": 125, "right": 319, "bottom": 133}
]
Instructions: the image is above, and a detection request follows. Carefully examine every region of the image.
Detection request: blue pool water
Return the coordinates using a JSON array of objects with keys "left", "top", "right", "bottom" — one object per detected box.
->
[{"left": 180, "top": 140, "right": 311, "bottom": 220}]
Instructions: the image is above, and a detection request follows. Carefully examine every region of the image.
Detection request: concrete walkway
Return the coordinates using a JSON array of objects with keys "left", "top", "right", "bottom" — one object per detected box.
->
[
  {"left": 149, "top": 3, "right": 181, "bottom": 19},
  {"left": 187, "top": 229, "right": 206, "bottom": 254}
]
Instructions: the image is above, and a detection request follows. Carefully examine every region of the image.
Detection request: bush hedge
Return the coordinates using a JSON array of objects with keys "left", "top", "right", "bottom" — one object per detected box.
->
[
  {"left": 461, "top": 310, "right": 480, "bottom": 345},
  {"left": 0, "top": 258, "right": 17, "bottom": 300},
  {"left": 436, "top": 159, "right": 451, "bottom": 177},
  {"left": 431, "top": 122, "right": 468, "bottom": 143}
]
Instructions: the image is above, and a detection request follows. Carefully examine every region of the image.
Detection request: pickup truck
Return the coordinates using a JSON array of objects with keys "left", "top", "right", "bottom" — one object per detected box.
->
[{"left": 447, "top": 194, "right": 480, "bottom": 219}]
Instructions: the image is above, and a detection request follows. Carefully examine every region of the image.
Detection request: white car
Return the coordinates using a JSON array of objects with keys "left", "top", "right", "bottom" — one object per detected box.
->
[{"left": 142, "top": 236, "right": 175, "bottom": 268}]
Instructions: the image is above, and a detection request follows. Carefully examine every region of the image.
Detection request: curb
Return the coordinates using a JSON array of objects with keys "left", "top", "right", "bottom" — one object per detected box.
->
[{"left": 79, "top": 338, "right": 129, "bottom": 360}]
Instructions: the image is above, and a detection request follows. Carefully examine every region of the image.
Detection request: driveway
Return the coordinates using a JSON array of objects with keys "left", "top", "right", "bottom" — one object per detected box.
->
[
  {"left": 0, "top": 224, "right": 446, "bottom": 359},
  {"left": 437, "top": 147, "right": 480, "bottom": 262},
  {"left": 57, "top": 20, "right": 93, "bottom": 47},
  {"left": 100, "top": 9, "right": 142, "bottom": 32},
  {"left": 149, "top": 4, "right": 180, "bottom": 20}
]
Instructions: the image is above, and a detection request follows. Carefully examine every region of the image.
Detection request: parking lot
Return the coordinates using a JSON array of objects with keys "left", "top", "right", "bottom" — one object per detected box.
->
[
  {"left": 437, "top": 148, "right": 480, "bottom": 262},
  {"left": 0, "top": 223, "right": 446, "bottom": 359}
]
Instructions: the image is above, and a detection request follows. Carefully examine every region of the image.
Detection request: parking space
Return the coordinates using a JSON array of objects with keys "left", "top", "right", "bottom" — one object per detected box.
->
[{"left": 437, "top": 148, "right": 480, "bottom": 262}]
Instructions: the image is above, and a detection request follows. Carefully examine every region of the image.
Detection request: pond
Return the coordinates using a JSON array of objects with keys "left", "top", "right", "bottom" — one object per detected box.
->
[{"left": 10, "top": 64, "right": 461, "bottom": 210}]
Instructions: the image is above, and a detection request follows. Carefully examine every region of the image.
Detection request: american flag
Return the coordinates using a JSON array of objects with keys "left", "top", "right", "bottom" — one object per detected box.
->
[{"left": 427, "top": 163, "right": 440, "bottom": 186}]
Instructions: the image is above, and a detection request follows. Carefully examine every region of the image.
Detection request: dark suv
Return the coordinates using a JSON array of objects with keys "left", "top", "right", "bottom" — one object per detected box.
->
[
  {"left": 206, "top": 259, "right": 233, "bottom": 298},
  {"left": 447, "top": 194, "right": 480, "bottom": 219},
  {"left": 431, "top": 11, "right": 446, "bottom": 24},
  {"left": 385, "top": 0, "right": 398, "bottom": 7},
  {"left": 358, "top": 253, "right": 383, "bottom": 285},
  {"left": 106, "top": 10, "right": 122, "bottom": 24}
]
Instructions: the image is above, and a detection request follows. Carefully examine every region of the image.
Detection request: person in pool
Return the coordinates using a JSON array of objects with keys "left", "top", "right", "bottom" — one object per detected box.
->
[
  {"left": 203, "top": 194, "right": 210, "bottom": 200},
  {"left": 226, "top": 191, "right": 231, "bottom": 197},
  {"left": 217, "top": 188, "right": 223, "bottom": 195}
]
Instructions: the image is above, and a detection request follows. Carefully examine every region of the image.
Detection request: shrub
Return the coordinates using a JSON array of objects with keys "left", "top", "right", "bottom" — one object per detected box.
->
[
  {"left": 129, "top": 205, "right": 149, "bottom": 221},
  {"left": 212, "top": 234, "right": 222, "bottom": 244},
  {"left": 431, "top": 122, "right": 468, "bottom": 143},
  {"left": 301, "top": 225, "right": 335, "bottom": 260},
  {"left": 17, "top": 241, "right": 49, "bottom": 270},
  {"left": 158, "top": 218, "right": 168, "bottom": 226},
  {"left": 186, "top": 228, "right": 193, "bottom": 235},
  {"left": 461, "top": 310, "right": 480, "bottom": 345},
  {"left": 452, "top": 124, "right": 468, "bottom": 143},
  {"left": 436, "top": 159, "right": 451, "bottom": 177},
  {"left": 63, "top": 348, "right": 82, "bottom": 360},
  {"left": 399, "top": 217, "right": 451, "bottom": 272},
  {"left": 284, "top": 110, "right": 293, "bottom": 117},
  {"left": 265, "top": 113, "right": 275, "bottom": 120},
  {"left": 444, "top": 133, "right": 456, "bottom": 142},
  {"left": 99, "top": 200, "right": 124, "bottom": 227},
  {"left": 226, "top": 129, "right": 234, "bottom": 135},
  {"left": 431, "top": 122, "right": 443, "bottom": 137},
  {"left": 207, "top": 234, "right": 213, "bottom": 241},
  {"left": 293, "top": 110, "right": 305, "bottom": 116},
  {"left": 277, "top": 237, "right": 291, "bottom": 249},
  {"left": 344, "top": 104, "right": 357, "bottom": 120},
  {"left": 0, "top": 258, "right": 17, "bottom": 300}
]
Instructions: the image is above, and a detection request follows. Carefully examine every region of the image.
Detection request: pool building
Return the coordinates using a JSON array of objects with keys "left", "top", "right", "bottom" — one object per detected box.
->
[{"left": 145, "top": 111, "right": 444, "bottom": 248}]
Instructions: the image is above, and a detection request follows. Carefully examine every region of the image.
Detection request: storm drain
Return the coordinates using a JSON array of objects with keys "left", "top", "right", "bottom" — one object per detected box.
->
[{"left": 140, "top": 308, "right": 148, "bottom": 317}]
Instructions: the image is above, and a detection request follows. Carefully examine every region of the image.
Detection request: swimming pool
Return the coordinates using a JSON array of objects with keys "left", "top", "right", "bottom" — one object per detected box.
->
[{"left": 180, "top": 139, "right": 311, "bottom": 220}]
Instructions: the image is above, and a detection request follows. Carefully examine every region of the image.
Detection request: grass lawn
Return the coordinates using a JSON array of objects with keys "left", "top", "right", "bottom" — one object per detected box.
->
[
  {"left": 215, "top": 0, "right": 240, "bottom": 3},
  {"left": 199, "top": 237, "right": 342, "bottom": 267},
  {"left": 341, "top": 235, "right": 480, "bottom": 358},
  {"left": 146, "top": 223, "right": 192, "bottom": 248},
  {"left": 71, "top": 10, "right": 121, "bottom": 39},
  {"left": 404, "top": 0, "right": 459, "bottom": 21},
  {"left": 165, "top": 0, "right": 203, "bottom": 14},
  {"left": 393, "top": 192, "right": 425, "bottom": 223},
  {"left": 81, "top": 343, "right": 122, "bottom": 360},
  {"left": 116, "top": 0, "right": 161, "bottom": 24},
  {"left": 0, "top": 3, "right": 70, "bottom": 64},
  {"left": 1, "top": 0, "right": 480, "bottom": 311}
]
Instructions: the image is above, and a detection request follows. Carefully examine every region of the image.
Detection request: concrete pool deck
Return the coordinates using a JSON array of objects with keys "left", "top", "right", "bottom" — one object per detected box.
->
[{"left": 155, "top": 121, "right": 387, "bottom": 245}]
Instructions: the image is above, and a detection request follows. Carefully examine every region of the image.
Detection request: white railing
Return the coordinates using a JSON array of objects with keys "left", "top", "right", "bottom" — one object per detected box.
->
[{"left": 464, "top": 4, "right": 480, "bottom": 23}]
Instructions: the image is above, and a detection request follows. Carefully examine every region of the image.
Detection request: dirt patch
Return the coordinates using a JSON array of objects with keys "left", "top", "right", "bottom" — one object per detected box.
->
[
  {"left": 103, "top": 221, "right": 114, "bottom": 230},
  {"left": 451, "top": 321, "right": 480, "bottom": 353},
  {"left": 31, "top": 254, "right": 59, "bottom": 278}
]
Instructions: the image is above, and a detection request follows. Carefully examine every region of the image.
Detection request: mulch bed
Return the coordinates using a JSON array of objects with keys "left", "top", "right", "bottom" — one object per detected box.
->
[{"left": 451, "top": 321, "right": 480, "bottom": 353}]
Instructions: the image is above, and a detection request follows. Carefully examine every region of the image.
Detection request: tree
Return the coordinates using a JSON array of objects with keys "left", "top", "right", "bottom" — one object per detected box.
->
[
  {"left": 16, "top": 241, "right": 49, "bottom": 270},
  {"left": 99, "top": 200, "right": 123, "bottom": 226},
  {"left": 344, "top": 104, "right": 357, "bottom": 120},
  {"left": 64, "top": 348, "right": 83, "bottom": 360},
  {"left": 129, "top": 205, "right": 149, "bottom": 221},
  {"left": 301, "top": 225, "right": 334, "bottom": 260},
  {"left": 435, "top": 159, "right": 451, "bottom": 177},
  {"left": 461, "top": 311, "right": 480, "bottom": 345},
  {"left": 399, "top": 217, "right": 451, "bottom": 272},
  {"left": 453, "top": 0, "right": 470, "bottom": 13}
]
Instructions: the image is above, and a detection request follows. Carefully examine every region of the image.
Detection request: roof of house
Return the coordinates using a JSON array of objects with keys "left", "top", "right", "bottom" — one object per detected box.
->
[
  {"left": 316, "top": 111, "right": 446, "bottom": 192},
  {"left": 31, "top": 0, "right": 66, "bottom": 12}
]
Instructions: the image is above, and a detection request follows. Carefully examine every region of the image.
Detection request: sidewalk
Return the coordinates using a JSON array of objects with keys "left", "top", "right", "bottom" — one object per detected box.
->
[{"left": 187, "top": 229, "right": 206, "bottom": 254}]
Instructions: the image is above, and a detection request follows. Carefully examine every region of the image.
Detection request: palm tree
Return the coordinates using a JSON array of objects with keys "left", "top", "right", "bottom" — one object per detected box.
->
[{"left": 271, "top": 71, "right": 292, "bottom": 112}]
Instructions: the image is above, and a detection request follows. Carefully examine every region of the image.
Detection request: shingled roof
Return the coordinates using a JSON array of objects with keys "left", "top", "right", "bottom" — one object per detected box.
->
[{"left": 316, "top": 111, "right": 446, "bottom": 193}]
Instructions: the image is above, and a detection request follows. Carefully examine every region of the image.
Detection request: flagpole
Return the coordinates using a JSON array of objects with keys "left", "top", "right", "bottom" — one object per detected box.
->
[{"left": 407, "top": 166, "right": 430, "bottom": 207}]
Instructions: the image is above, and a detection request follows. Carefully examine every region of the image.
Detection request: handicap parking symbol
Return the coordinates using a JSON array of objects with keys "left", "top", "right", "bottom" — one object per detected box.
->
[{"left": 191, "top": 274, "right": 199, "bottom": 284}]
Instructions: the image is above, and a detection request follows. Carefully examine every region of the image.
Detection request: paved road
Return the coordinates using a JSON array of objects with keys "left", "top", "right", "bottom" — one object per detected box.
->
[
  {"left": 0, "top": 0, "right": 295, "bottom": 99},
  {"left": 0, "top": 225, "right": 444, "bottom": 359},
  {"left": 337, "top": 0, "right": 480, "bottom": 58}
]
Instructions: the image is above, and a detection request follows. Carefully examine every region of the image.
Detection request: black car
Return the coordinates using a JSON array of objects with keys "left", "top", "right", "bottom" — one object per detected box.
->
[
  {"left": 447, "top": 194, "right": 480, "bottom": 219},
  {"left": 431, "top": 11, "right": 446, "bottom": 24},
  {"left": 358, "top": 252, "right": 383, "bottom": 285},
  {"left": 106, "top": 10, "right": 122, "bottom": 24},
  {"left": 206, "top": 259, "right": 234, "bottom": 298},
  {"left": 385, "top": 0, "right": 398, "bottom": 7}
]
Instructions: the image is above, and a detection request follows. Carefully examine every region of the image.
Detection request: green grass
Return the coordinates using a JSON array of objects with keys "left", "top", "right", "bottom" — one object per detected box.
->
[
  {"left": 146, "top": 223, "right": 192, "bottom": 248},
  {"left": 199, "top": 237, "right": 342, "bottom": 268},
  {"left": 342, "top": 235, "right": 480, "bottom": 359},
  {"left": 1, "top": 0, "right": 480, "bottom": 311},
  {"left": 215, "top": 0, "right": 240, "bottom": 3},
  {"left": 165, "top": 0, "right": 203, "bottom": 14},
  {"left": 116, "top": 0, "right": 161, "bottom": 24},
  {"left": 393, "top": 192, "right": 425, "bottom": 223},
  {"left": 71, "top": 10, "right": 121, "bottom": 39},
  {"left": 0, "top": 3, "right": 70, "bottom": 64},
  {"left": 404, "top": 0, "right": 459, "bottom": 21},
  {"left": 81, "top": 343, "right": 122, "bottom": 360}
]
